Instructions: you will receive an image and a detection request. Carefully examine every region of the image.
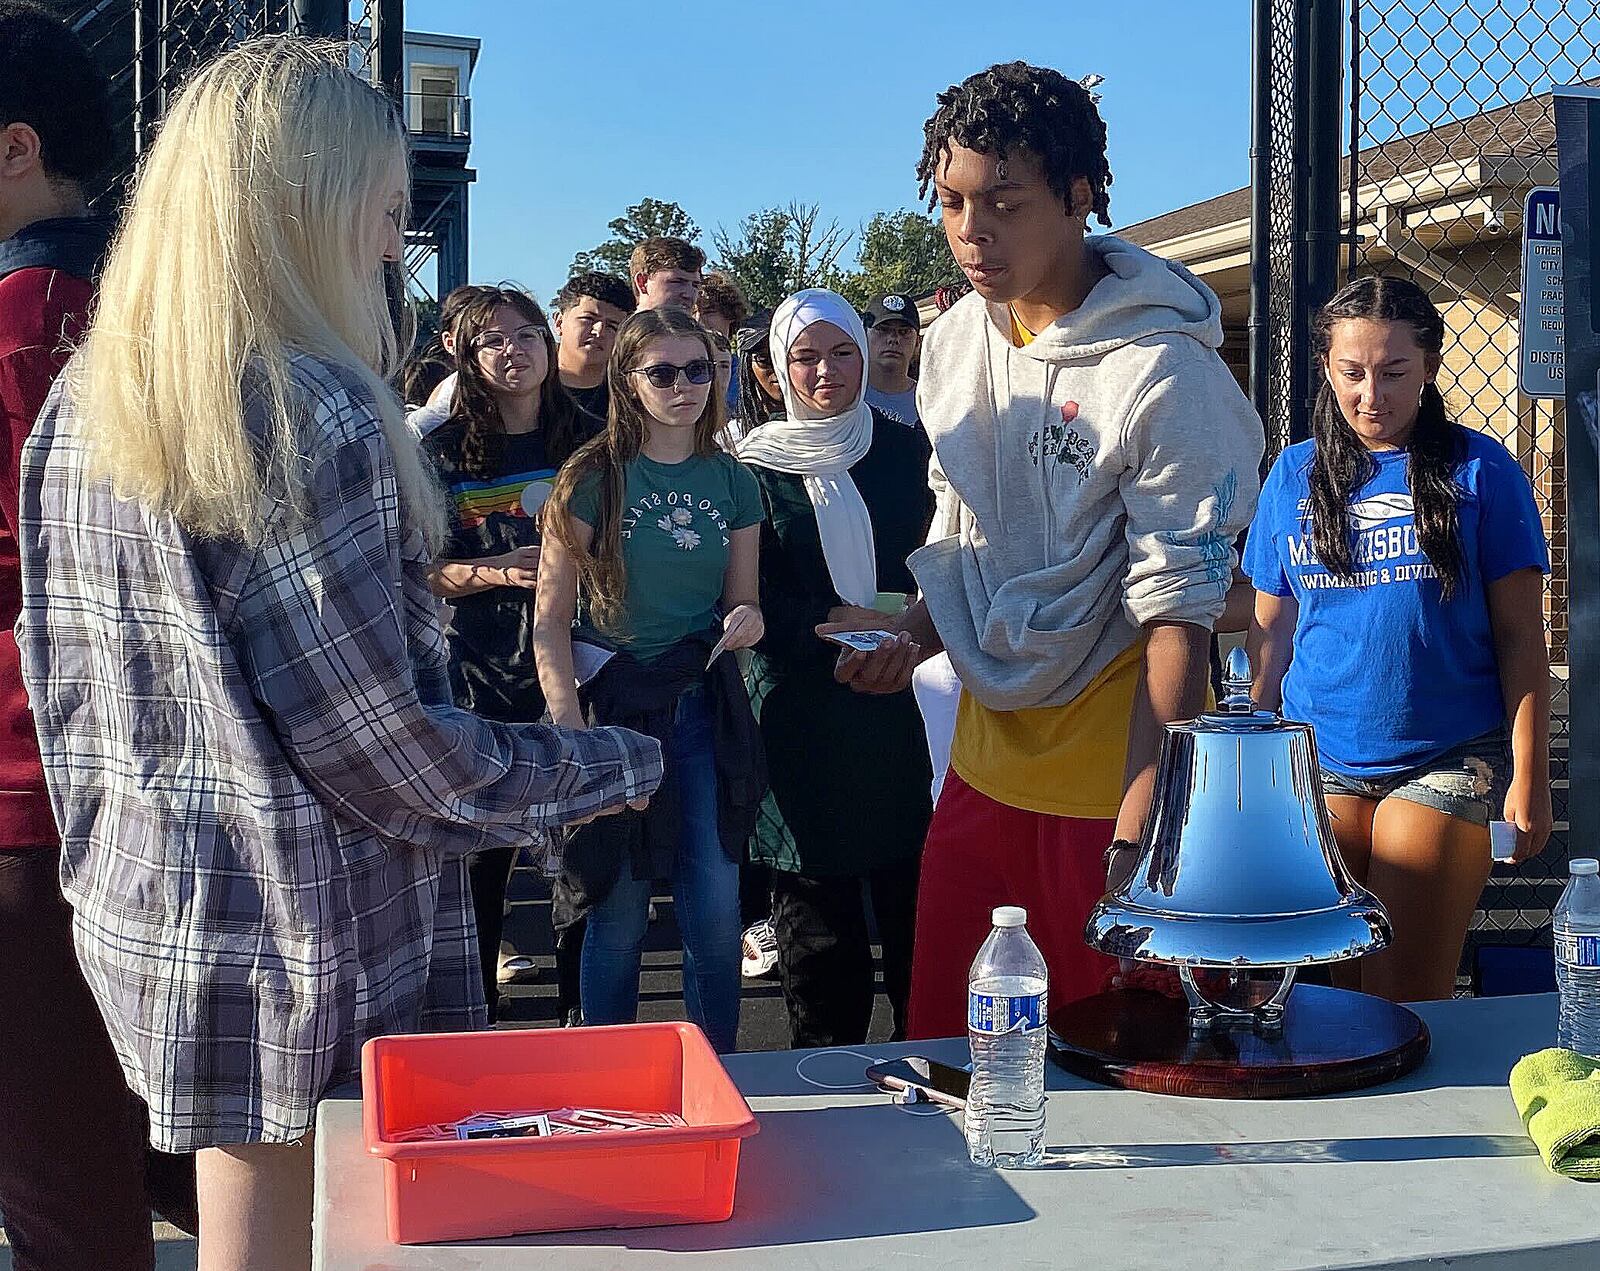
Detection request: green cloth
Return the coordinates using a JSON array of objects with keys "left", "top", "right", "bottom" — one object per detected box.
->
[
  {"left": 1510, "top": 1047, "right": 1600, "bottom": 1179},
  {"left": 569, "top": 451, "right": 762, "bottom": 662}
]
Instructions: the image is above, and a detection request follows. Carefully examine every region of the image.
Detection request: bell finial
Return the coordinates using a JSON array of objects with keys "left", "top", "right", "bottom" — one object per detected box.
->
[{"left": 1220, "top": 646, "right": 1255, "bottom": 714}]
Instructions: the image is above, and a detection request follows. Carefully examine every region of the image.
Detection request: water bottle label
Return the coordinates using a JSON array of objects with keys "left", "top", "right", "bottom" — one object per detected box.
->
[
  {"left": 968, "top": 992, "right": 1046, "bottom": 1035},
  {"left": 1556, "top": 932, "right": 1600, "bottom": 968}
]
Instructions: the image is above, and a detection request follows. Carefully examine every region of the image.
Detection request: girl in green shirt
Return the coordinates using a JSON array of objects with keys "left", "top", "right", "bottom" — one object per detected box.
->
[{"left": 535, "top": 307, "right": 764, "bottom": 1051}]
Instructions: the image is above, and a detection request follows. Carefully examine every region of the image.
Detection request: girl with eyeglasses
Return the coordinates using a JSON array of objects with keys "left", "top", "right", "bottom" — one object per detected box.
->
[
  {"left": 535, "top": 307, "right": 767, "bottom": 1052},
  {"left": 422, "top": 286, "right": 594, "bottom": 1021}
]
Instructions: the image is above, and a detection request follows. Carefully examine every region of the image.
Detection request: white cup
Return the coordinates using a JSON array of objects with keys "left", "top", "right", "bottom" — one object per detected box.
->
[{"left": 1490, "top": 820, "right": 1518, "bottom": 862}]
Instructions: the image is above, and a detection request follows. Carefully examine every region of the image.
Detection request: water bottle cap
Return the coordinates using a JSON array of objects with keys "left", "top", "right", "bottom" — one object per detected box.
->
[
  {"left": 992, "top": 906, "right": 1027, "bottom": 928},
  {"left": 1572, "top": 859, "right": 1600, "bottom": 876}
]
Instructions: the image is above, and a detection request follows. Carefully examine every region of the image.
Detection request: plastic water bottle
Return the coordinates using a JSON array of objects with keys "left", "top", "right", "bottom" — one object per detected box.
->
[
  {"left": 1555, "top": 858, "right": 1600, "bottom": 1058},
  {"left": 966, "top": 906, "right": 1048, "bottom": 1168}
]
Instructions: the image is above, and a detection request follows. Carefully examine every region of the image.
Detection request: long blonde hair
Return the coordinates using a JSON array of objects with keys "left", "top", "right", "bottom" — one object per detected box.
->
[{"left": 74, "top": 36, "right": 444, "bottom": 547}]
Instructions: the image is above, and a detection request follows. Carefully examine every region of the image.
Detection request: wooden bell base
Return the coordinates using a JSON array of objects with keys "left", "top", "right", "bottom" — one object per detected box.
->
[{"left": 1048, "top": 983, "right": 1431, "bottom": 1098}]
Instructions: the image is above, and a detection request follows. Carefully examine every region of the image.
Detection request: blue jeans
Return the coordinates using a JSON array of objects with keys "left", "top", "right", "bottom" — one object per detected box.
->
[{"left": 580, "top": 688, "right": 742, "bottom": 1052}]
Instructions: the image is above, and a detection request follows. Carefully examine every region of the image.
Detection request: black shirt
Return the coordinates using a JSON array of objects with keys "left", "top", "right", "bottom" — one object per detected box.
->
[
  {"left": 563, "top": 379, "right": 610, "bottom": 431},
  {"left": 422, "top": 423, "right": 559, "bottom": 723}
]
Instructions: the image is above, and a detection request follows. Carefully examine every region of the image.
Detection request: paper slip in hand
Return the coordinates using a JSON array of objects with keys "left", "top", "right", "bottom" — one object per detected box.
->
[
  {"left": 705, "top": 629, "right": 737, "bottom": 670},
  {"left": 822, "top": 629, "right": 897, "bottom": 652}
]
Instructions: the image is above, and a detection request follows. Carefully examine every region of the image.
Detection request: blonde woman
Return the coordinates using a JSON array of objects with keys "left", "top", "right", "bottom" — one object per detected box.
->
[{"left": 15, "top": 38, "right": 661, "bottom": 1271}]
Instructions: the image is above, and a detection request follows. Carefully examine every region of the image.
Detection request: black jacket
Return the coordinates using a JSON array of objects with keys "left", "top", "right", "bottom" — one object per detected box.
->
[{"left": 560, "top": 627, "right": 767, "bottom": 908}]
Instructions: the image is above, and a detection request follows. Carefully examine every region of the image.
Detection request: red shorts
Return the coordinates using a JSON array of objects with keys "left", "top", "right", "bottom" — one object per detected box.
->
[{"left": 905, "top": 770, "right": 1118, "bottom": 1040}]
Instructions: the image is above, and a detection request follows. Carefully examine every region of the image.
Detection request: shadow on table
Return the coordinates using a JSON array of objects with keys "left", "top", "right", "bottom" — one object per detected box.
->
[
  {"left": 455, "top": 1104, "right": 1033, "bottom": 1253},
  {"left": 1036, "top": 1133, "right": 1537, "bottom": 1169}
]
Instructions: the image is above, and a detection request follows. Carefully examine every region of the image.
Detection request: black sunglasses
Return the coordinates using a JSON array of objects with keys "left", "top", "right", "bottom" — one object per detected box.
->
[{"left": 629, "top": 359, "right": 715, "bottom": 390}]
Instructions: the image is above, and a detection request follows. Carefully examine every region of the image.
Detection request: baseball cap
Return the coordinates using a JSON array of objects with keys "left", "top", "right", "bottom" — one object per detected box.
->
[
  {"left": 864, "top": 293, "right": 920, "bottom": 330},
  {"left": 734, "top": 307, "right": 773, "bottom": 356}
]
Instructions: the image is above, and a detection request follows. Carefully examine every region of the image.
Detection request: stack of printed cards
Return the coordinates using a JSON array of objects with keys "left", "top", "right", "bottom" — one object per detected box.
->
[{"left": 392, "top": 1107, "right": 688, "bottom": 1143}]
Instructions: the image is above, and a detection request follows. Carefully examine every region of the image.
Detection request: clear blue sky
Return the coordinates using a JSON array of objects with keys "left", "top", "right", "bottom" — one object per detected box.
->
[{"left": 406, "top": 0, "right": 1254, "bottom": 302}]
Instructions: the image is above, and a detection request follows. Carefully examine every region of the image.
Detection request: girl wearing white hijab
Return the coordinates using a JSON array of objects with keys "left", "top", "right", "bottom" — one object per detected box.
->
[{"left": 737, "top": 288, "right": 936, "bottom": 1048}]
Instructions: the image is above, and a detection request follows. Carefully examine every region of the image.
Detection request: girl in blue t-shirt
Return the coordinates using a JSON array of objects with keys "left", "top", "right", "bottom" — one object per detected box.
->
[
  {"left": 1245, "top": 275, "right": 1552, "bottom": 1003},
  {"left": 534, "top": 306, "right": 764, "bottom": 1052}
]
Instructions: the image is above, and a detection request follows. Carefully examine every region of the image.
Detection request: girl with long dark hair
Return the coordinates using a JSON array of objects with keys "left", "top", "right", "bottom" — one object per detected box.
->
[
  {"left": 724, "top": 308, "right": 784, "bottom": 449},
  {"left": 534, "top": 307, "right": 766, "bottom": 1052},
  {"left": 1246, "top": 274, "right": 1552, "bottom": 1002},
  {"left": 401, "top": 282, "right": 489, "bottom": 432},
  {"left": 423, "top": 285, "right": 592, "bottom": 1020}
]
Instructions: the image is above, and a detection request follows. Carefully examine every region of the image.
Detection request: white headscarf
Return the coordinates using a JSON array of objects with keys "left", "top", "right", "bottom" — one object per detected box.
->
[{"left": 737, "top": 289, "right": 878, "bottom": 607}]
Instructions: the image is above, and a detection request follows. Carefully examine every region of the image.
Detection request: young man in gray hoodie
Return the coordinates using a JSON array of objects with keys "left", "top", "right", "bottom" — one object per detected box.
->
[{"left": 822, "top": 62, "right": 1263, "bottom": 1038}]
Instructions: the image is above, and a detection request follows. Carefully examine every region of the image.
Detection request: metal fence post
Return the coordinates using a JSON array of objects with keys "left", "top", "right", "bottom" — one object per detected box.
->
[
  {"left": 373, "top": 0, "right": 404, "bottom": 101},
  {"left": 289, "top": 0, "right": 344, "bottom": 36},
  {"left": 1249, "top": 0, "right": 1274, "bottom": 429},
  {"left": 1299, "top": 0, "right": 1345, "bottom": 438}
]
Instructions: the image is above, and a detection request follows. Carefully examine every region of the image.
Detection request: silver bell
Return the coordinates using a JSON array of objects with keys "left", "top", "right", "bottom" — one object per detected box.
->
[{"left": 1084, "top": 647, "right": 1393, "bottom": 1035}]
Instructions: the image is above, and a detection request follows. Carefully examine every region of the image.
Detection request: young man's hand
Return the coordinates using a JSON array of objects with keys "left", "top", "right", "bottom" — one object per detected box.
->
[
  {"left": 816, "top": 598, "right": 941, "bottom": 695},
  {"left": 817, "top": 628, "right": 922, "bottom": 694}
]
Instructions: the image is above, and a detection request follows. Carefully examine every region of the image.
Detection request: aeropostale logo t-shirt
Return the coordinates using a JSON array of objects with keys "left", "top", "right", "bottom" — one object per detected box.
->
[
  {"left": 1244, "top": 429, "right": 1548, "bottom": 779},
  {"left": 570, "top": 450, "right": 763, "bottom": 662}
]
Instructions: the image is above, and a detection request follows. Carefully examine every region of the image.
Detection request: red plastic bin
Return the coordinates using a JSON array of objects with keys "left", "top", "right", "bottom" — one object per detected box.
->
[{"left": 361, "top": 1021, "right": 759, "bottom": 1245}]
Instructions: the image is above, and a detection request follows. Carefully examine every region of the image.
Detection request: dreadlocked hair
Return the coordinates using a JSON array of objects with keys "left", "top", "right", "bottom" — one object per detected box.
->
[
  {"left": 1308, "top": 274, "right": 1466, "bottom": 599},
  {"left": 915, "top": 61, "right": 1113, "bottom": 225},
  {"left": 446, "top": 286, "right": 580, "bottom": 481},
  {"left": 732, "top": 311, "right": 781, "bottom": 440},
  {"left": 545, "top": 307, "right": 725, "bottom": 639}
]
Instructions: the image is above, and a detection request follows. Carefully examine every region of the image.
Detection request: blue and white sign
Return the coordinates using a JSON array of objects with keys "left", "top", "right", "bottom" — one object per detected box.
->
[{"left": 1519, "top": 186, "right": 1563, "bottom": 397}]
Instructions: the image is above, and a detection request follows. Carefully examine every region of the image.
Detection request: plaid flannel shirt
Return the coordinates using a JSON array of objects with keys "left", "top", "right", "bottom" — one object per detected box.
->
[{"left": 16, "top": 353, "right": 663, "bottom": 1151}]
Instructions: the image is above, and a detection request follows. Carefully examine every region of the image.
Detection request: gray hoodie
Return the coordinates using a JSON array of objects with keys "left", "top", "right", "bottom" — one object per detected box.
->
[{"left": 910, "top": 235, "right": 1263, "bottom": 712}]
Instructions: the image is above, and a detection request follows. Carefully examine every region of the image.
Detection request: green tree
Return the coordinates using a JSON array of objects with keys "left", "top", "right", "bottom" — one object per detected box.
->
[
  {"left": 569, "top": 198, "right": 703, "bottom": 278},
  {"left": 712, "top": 202, "right": 853, "bottom": 310},
  {"left": 835, "top": 210, "right": 959, "bottom": 308}
]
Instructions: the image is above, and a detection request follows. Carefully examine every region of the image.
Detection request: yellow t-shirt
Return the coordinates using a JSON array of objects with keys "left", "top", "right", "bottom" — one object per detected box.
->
[
  {"left": 948, "top": 306, "right": 1141, "bottom": 818},
  {"left": 950, "top": 643, "right": 1144, "bottom": 818}
]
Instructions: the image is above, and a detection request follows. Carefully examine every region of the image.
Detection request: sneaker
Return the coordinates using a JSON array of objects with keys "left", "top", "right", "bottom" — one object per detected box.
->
[
  {"left": 741, "top": 919, "right": 778, "bottom": 979},
  {"left": 496, "top": 953, "right": 540, "bottom": 986}
]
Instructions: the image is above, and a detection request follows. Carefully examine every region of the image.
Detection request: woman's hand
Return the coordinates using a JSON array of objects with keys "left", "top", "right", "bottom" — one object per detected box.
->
[
  {"left": 491, "top": 545, "right": 541, "bottom": 590},
  {"left": 825, "top": 604, "right": 893, "bottom": 629},
  {"left": 548, "top": 706, "right": 587, "bottom": 732},
  {"left": 567, "top": 793, "right": 651, "bottom": 827},
  {"left": 720, "top": 604, "right": 765, "bottom": 652},
  {"left": 1502, "top": 772, "right": 1554, "bottom": 863}
]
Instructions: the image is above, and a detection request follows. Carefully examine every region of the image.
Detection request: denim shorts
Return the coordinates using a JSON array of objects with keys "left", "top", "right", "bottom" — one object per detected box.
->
[{"left": 1319, "top": 728, "right": 1512, "bottom": 827}]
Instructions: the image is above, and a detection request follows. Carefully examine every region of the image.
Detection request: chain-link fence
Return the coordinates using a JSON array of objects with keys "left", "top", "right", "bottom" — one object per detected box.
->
[
  {"left": 1259, "top": 0, "right": 1304, "bottom": 462},
  {"left": 54, "top": 1, "right": 400, "bottom": 211},
  {"left": 1344, "top": 0, "right": 1600, "bottom": 987}
]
